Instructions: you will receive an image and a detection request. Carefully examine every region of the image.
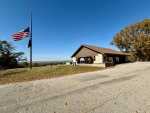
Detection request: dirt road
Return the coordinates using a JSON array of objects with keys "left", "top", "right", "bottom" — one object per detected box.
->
[{"left": 0, "top": 62, "right": 150, "bottom": 113}]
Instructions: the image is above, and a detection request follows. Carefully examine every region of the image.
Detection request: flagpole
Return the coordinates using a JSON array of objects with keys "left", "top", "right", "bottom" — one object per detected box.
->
[{"left": 30, "top": 12, "right": 32, "bottom": 69}]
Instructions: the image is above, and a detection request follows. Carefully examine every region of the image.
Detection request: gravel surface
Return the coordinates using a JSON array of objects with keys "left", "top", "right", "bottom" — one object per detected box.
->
[{"left": 0, "top": 62, "right": 150, "bottom": 113}]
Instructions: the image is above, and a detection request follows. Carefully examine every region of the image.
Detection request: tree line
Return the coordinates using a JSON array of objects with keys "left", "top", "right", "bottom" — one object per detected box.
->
[{"left": 112, "top": 19, "right": 150, "bottom": 61}]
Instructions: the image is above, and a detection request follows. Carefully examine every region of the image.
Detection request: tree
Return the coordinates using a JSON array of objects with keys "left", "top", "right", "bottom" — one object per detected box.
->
[
  {"left": 112, "top": 19, "right": 150, "bottom": 61},
  {"left": 0, "top": 40, "right": 24, "bottom": 68}
]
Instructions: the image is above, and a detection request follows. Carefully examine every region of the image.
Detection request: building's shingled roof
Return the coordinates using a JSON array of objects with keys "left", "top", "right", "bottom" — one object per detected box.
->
[{"left": 71, "top": 44, "right": 130, "bottom": 57}]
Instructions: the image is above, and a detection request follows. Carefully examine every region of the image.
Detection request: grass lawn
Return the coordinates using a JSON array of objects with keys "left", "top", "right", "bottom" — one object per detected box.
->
[{"left": 0, "top": 65, "right": 102, "bottom": 84}]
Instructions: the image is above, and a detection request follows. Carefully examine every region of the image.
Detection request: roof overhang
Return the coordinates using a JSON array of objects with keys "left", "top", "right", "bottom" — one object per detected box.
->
[{"left": 71, "top": 44, "right": 131, "bottom": 57}]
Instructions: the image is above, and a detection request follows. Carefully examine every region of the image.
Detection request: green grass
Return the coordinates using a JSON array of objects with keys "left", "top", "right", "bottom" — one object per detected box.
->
[{"left": 0, "top": 65, "right": 102, "bottom": 84}]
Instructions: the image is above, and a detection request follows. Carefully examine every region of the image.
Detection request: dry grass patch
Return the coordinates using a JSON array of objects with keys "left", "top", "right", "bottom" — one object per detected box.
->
[{"left": 0, "top": 65, "right": 102, "bottom": 84}]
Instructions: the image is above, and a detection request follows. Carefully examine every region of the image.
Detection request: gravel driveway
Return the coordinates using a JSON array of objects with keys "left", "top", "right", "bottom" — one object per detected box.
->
[{"left": 0, "top": 62, "right": 150, "bottom": 113}]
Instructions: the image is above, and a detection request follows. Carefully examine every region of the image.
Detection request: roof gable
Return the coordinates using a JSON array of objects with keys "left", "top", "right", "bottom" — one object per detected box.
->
[{"left": 71, "top": 44, "right": 130, "bottom": 57}]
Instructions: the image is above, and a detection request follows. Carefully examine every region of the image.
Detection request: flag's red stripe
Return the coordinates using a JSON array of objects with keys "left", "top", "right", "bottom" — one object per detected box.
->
[
  {"left": 12, "top": 33, "right": 29, "bottom": 40},
  {"left": 12, "top": 32, "right": 29, "bottom": 37},
  {"left": 13, "top": 35, "right": 28, "bottom": 37},
  {"left": 12, "top": 36, "right": 25, "bottom": 39},
  {"left": 13, "top": 32, "right": 29, "bottom": 34},
  {"left": 13, "top": 36, "right": 26, "bottom": 38},
  {"left": 12, "top": 29, "right": 30, "bottom": 41},
  {"left": 13, "top": 35, "right": 28, "bottom": 38}
]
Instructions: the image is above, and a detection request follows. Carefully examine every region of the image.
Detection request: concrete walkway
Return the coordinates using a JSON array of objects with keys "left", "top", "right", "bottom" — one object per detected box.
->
[{"left": 0, "top": 62, "right": 150, "bottom": 113}]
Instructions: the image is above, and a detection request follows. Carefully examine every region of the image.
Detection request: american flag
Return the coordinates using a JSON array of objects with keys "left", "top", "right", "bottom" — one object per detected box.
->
[{"left": 12, "top": 27, "right": 30, "bottom": 41}]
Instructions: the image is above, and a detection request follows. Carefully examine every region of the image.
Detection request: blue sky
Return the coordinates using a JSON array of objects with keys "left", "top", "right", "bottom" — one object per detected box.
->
[{"left": 0, "top": 0, "right": 150, "bottom": 61}]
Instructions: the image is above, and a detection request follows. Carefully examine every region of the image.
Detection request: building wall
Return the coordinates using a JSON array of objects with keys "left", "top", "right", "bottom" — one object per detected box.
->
[
  {"left": 73, "top": 47, "right": 98, "bottom": 58},
  {"left": 94, "top": 54, "right": 103, "bottom": 64},
  {"left": 72, "top": 47, "right": 104, "bottom": 64}
]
